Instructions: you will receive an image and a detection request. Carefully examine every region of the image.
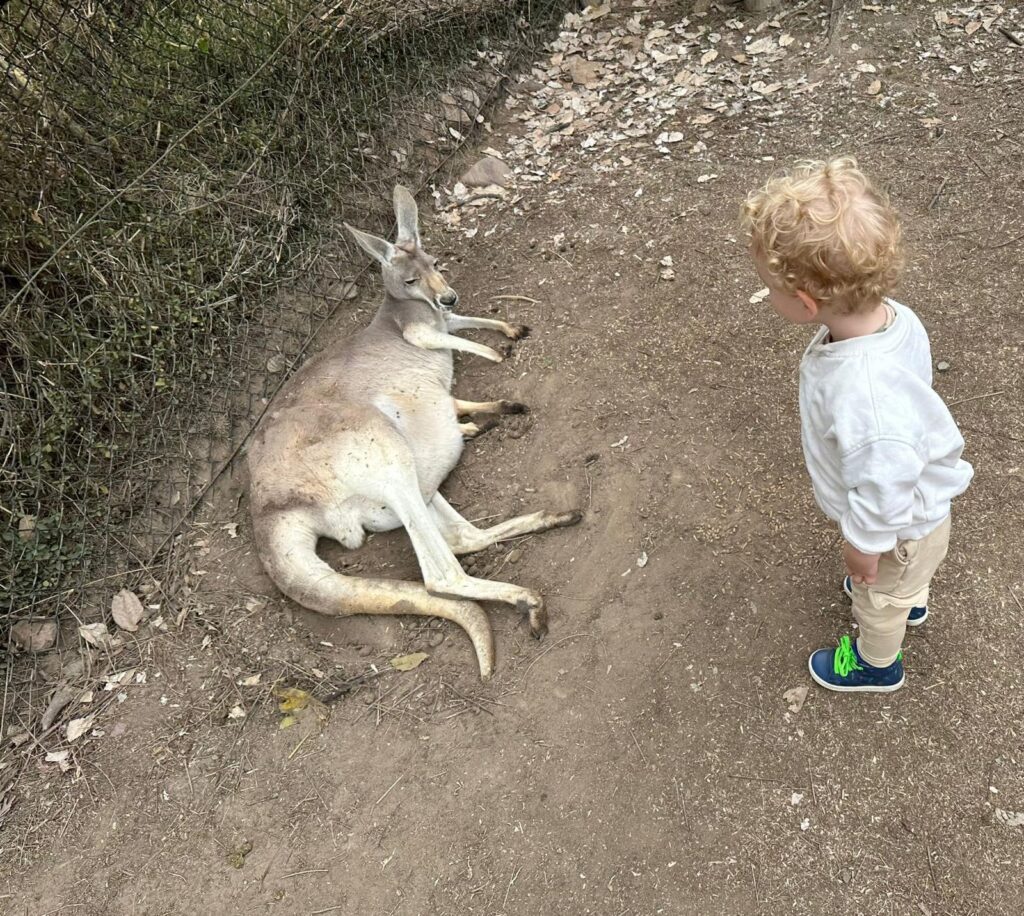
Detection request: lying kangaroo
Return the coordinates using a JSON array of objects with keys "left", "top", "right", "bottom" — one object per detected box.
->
[{"left": 247, "top": 186, "right": 581, "bottom": 678}]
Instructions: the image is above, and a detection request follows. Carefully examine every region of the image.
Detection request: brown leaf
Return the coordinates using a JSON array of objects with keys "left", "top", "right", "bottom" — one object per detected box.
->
[
  {"left": 390, "top": 652, "right": 429, "bottom": 672},
  {"left": 66, "top": 714, "right": 95, "bottom": 743},
  {"left": 111, "top": 589, "right": 144, "bottom": 632},
  {"left": 567, "top": 56, "right": 602, "bottom": 87},
  {"left": 79, "top": 622, "right": 115, "bottom": 649},
  {"left": 10, "top": 619, "right": 57, "bottom": 653},
  {"left": 18, "top": 515, "right": 36, "bottom": 540}
]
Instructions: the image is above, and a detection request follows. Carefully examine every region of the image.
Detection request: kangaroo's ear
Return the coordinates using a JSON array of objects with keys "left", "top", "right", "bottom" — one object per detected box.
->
[
  {"left": 345, "top": 223, "right": 395, "bottom": 265},
  {"left": 393, "top": 185, "right": 420, "bottom": 246}
]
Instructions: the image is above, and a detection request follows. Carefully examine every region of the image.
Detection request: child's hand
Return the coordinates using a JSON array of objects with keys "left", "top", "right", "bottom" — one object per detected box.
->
[{"left": 844, "top": 542, "right": 880, "bottom": 586}]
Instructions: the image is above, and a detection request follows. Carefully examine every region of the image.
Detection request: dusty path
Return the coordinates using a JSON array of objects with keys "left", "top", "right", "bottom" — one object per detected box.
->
[{"left": 5, "top": 2, "right": 1024, "bottom": 914}]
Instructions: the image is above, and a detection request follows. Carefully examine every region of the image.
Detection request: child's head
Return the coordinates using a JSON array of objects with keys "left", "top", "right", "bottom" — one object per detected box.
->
[{"left": 741, "top": 156, "right": 903, "bottom": 323}]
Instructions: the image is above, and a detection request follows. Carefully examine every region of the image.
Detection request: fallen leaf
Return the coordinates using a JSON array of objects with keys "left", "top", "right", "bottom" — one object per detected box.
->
[
  {"left": 237, "top": 674, "right": 261, "bottom": 687},
  {"left": 227, "top": 705, "right": 246, "bottom": 720},
  {"left": 79, "top": 622, "right": 116, "bottom": 650},
  {"left": 227, "top": 840, "right": 253, "bottom": 869},
  {"left": 696, "top": 173, "right": 718, "bottom": 183},
  {"left": 390, "top": 652, "right": 429, "bottom": 672},
  {"left": 10, "top": 619, "right": 58, "bottom": 653},
  {"left": 700, "top": 49, "right": 718, "bottom": 66},
  {"left": 66, "top": 714, "right": 95, "bottom": 742},
  {"left": 783, "top": 685, "right": 809, "bottom": 714},
  {"left": 856, "top": 62, "right": 878, "bottom": 74},
  {"left": 965, "top": 20, "right": 982, "bottom": 36},
  {"left": 867, "top": 80, "right": 882, "bottom": 95},
  {"left": 790, "top": 792, "right": 804, "bottom": 806},
  {"left": 746, "top": 36, "right": 775, "bottom": 55},
  {"left": 41, "top": 685, "right": 79, "bottom": 731},
  {"left": 749, "top": 287, "right": 770, "bottom": 304},
  {"left": 18, "top": 515, "right": 36, "bottom": 540},
  {"left": 279, "top": 715, "right": 297, "bottom": 730},
  {"left": 46, "top": 750, "right": 72, "bottom": 773},
  {"left": 111, "top": 589, "right": 144, "bottom": 632},
  {"left": 274, "top": 686, "right": 312, "bottom": 712},
  {"left": 995, "top": 808, "right": 1024, "bottom": 828},
  {"left": 222, "top": 522, "right": 239, "bottom": 539},
  {"left": 779, "top": 33, "right": 795, "bottom": 47},
  {"left": 636, "top": 551, "right": 649, "bottom": 568},
  {"left": 266, "top": 353, "right": 287, "bottom": 373},
  {"left": 567, "top": 56, "right": 602, "bottom": 87}
]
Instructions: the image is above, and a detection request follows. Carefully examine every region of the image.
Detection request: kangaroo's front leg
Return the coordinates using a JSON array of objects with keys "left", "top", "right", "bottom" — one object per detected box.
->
[
  {"left": 446, "top": 314, "right": 530, "bottom": 340},
  {"left": 404, "top": 323, "right": 505, "bottom": 363},
  {"left": 454, "top": 399, "right": 528, "bottom": 417}
]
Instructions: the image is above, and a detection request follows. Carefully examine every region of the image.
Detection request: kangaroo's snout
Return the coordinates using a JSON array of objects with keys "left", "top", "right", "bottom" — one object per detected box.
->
[{"left": 439, "top": 290, "right": 458, "bottom": 309}]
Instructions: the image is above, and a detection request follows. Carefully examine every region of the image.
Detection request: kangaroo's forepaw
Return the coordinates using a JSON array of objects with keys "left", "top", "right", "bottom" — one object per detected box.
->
[
  {"left": 501, "top": 400, "right": 529, "bottom": 415},
  {"left": 461, "top": 418, "right": 499, "bottom": 440},
  {"left": 506, "top": 324, "right": 531, "bottom": 341},
  {"left": 499, "top": 343, "right": 514, "bottom": 359}
]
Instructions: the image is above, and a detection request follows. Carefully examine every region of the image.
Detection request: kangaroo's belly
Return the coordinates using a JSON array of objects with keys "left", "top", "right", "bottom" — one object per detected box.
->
[{"left": 373, "top": 390, "right": 463, "bottom": 497}]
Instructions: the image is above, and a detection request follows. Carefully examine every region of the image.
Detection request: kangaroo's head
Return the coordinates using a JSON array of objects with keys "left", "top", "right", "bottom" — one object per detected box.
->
[{"left": 344, "top": 186, "right": 458, "bottom": 312}]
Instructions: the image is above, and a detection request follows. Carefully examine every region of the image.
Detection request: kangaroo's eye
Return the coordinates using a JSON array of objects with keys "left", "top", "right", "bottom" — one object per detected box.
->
[{"left": 404, "top": 277, "right": 417, "bottom": 285}]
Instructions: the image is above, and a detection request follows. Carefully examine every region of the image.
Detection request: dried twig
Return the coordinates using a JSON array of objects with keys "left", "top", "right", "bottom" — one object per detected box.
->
[
  {"left": 947, "top": 390, "right": 1003, "bottom": 408},
  {"left": 928, "top": 177, "right": 949, "bottom": 210}
]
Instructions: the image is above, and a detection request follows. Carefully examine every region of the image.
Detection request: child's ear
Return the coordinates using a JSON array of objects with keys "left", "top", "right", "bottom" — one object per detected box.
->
[{"left": 795, "top": 289, "right": 819, "bottom": 318}]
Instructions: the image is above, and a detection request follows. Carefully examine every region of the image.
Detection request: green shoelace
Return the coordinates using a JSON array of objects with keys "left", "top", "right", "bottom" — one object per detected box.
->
[
  {"left": 833, "top": 635, "right": 863, "bottom": 677},
  {"left": 833, "top": 634, "right": 902, "bottom": 676}
]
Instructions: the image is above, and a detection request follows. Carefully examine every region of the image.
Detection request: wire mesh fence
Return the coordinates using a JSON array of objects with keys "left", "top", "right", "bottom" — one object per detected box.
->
[{"left": 1, "top": 0, "right": 570, "bottom": 648}]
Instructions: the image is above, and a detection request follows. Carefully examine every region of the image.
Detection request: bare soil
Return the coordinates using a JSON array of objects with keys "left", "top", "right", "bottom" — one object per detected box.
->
[{"left": 4, "top": 2, "right": 1024, "bottom": 914}]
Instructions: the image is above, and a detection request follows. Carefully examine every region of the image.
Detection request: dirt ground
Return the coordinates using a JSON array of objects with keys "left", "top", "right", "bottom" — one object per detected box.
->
[{"left": 4, "top": 1, "right": 1024, "bottom": 914}]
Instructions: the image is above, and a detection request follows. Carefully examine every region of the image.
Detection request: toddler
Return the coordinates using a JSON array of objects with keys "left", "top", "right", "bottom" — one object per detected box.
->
[{"left": 741, "top": 157, "right": 973, "bottom": 692}]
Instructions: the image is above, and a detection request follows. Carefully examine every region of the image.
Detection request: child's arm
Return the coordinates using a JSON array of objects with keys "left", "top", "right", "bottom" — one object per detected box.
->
[{"left": 840, "top": 437, "right": 926, "bottom": 571}]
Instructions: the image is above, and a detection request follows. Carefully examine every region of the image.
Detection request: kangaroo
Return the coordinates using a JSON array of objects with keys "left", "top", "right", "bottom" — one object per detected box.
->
[{"left": 247, "top": 186, "right": 582, "bottom": 678}]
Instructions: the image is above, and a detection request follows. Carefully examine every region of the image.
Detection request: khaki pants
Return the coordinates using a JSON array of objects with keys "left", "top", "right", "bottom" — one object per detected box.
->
[{"left": 852, "top": 515, "right": 952, "bottom": 667}]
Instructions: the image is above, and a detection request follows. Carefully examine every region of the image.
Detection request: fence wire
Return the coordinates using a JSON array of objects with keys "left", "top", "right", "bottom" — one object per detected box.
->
[{"left": 0, "top": 0, "right": 569, "bottom": 643}]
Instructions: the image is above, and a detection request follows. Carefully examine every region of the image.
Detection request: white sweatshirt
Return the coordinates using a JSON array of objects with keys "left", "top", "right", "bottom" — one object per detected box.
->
[{"left": 799, "top": 300, "right": 973, "bottom": 554}]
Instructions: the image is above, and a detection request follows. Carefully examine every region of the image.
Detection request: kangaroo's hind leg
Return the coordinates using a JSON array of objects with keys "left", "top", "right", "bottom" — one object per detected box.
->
[
  {"left": 361, "top": 441, "right": 550, "bottom": 637},
  {"left": 428, "top": 494, "right": 581, "bottom": 556}
]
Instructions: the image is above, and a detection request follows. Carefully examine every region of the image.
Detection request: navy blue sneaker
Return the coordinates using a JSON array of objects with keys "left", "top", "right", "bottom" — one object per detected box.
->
[
  {"left": 809, "top": 635, "right": 905, "bottom": 692},
  {"left": 843, "top": 575, "right": 928, "bottom": 626}
]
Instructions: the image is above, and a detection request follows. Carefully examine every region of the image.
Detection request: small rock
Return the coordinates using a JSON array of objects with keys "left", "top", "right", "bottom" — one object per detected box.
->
[
  {"left": 428, "top": 631, "right": 445, "bottom": 648},
  {"left": 460, "top": 156, "right": 511, "bottom": 189},
  {"left": 653, "top": 611, "right": 663, "bottom": 620},
  {"left": 358, "top": 645, "right": 373, "bottom": 658},
  {"left": 508, "top": 548, "right": 523, "bottom": 564},
  {"left": 936, "top": 360, "right": 951, "bottom": 372}
]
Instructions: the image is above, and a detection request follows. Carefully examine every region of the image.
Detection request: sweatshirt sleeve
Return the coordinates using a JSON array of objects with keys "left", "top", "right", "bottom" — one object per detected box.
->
[{"left": 839, "top": 438, "right": 925, "bottom": 554}]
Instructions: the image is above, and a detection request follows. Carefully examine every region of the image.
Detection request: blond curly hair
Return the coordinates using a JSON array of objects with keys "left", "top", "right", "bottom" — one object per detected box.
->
[{"left": 741, "top": 156, "right": 904, "bottom": 315}]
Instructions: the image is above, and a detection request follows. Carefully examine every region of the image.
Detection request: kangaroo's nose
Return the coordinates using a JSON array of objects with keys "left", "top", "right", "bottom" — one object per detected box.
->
[{"left": 439, "top": 291, "right": 458, "bottom": 308}]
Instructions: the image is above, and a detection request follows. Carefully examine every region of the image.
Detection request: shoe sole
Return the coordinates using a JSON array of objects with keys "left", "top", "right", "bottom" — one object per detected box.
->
[
  {"left": 842, "top": 579, "right": 928, "bottom": 626},
  {"left": 808, "top": 655, "right": 905, "bottom": 692}
]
